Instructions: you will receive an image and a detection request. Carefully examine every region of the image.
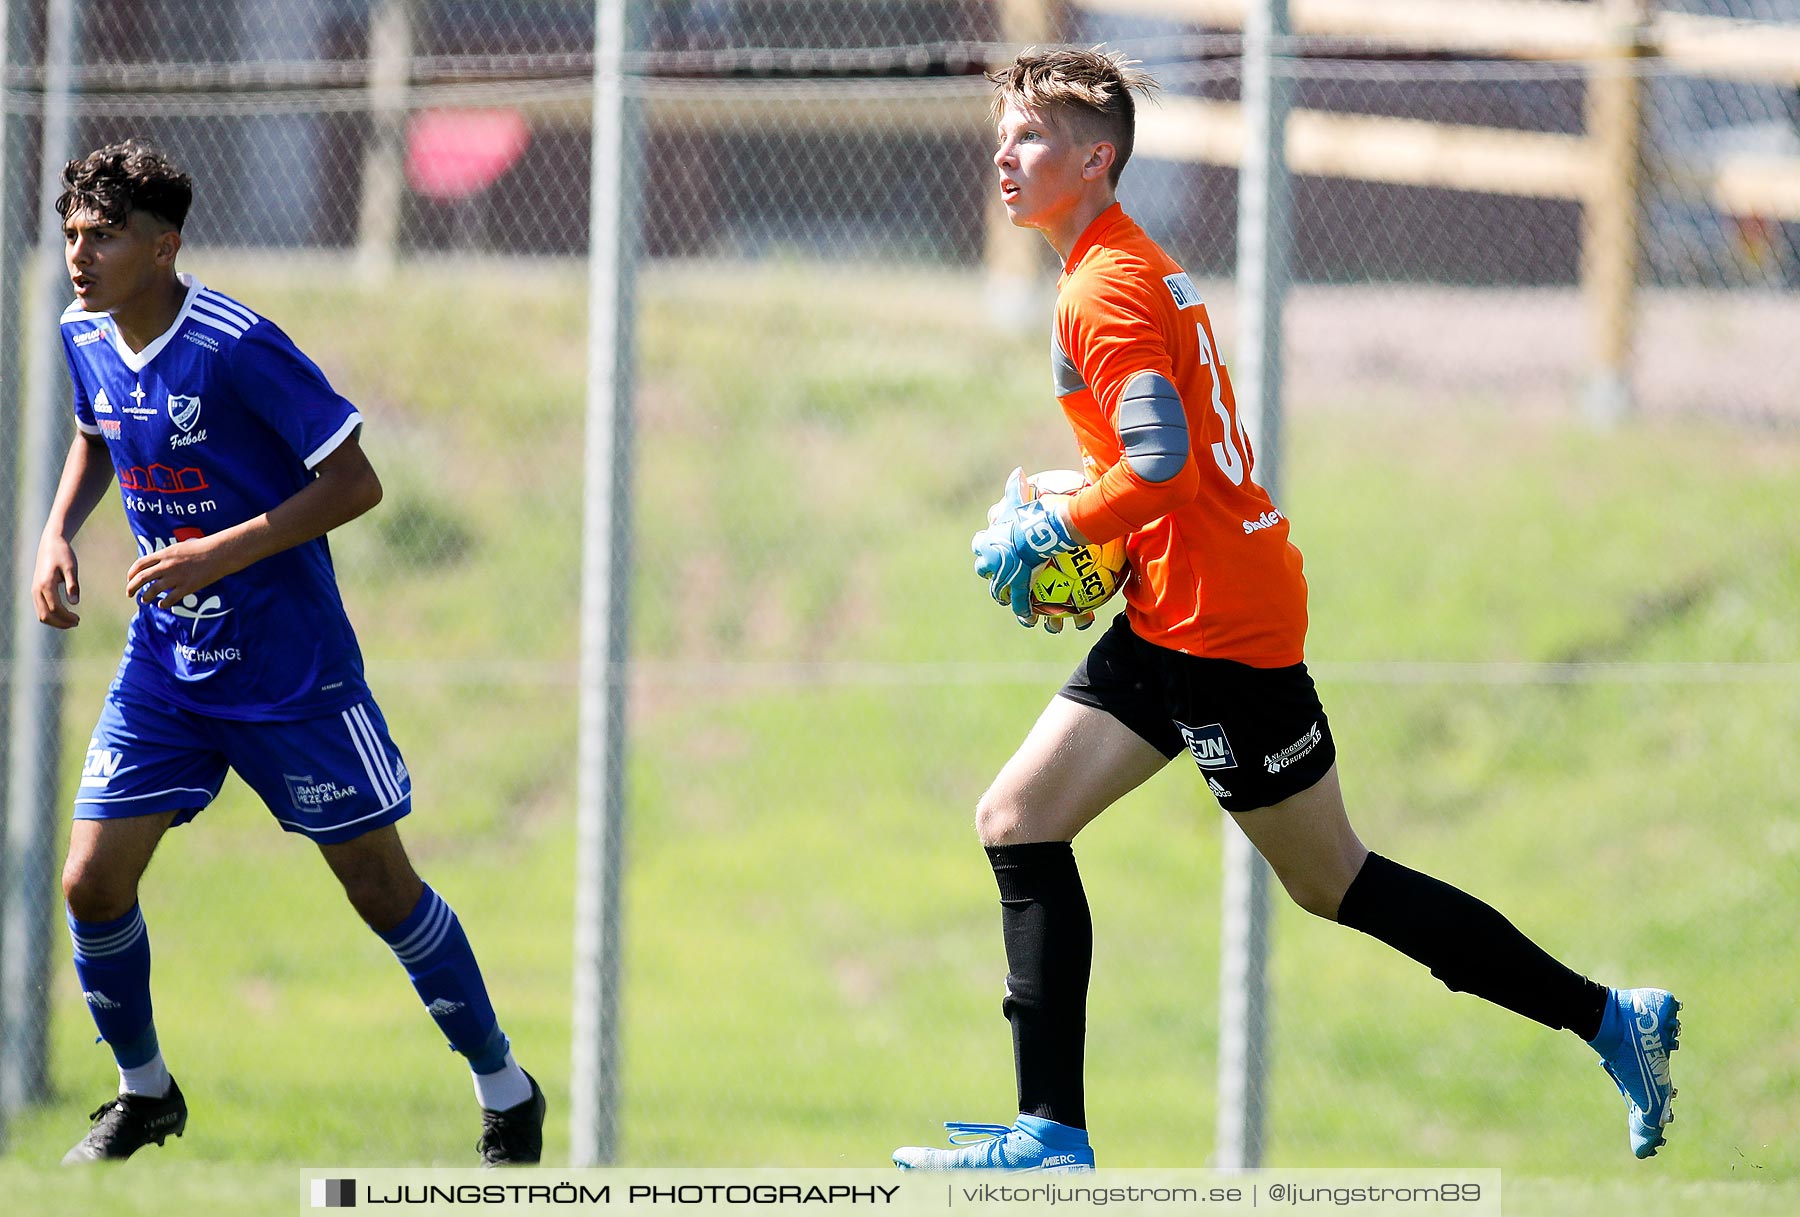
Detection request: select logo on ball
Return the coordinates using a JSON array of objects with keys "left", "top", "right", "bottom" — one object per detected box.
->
[
  {"left": 1017, "top": 468, "right": 1129, "bottom": 618},
  {"left": 1020, "top": 468, "right": 1129, "bottom": 618}
]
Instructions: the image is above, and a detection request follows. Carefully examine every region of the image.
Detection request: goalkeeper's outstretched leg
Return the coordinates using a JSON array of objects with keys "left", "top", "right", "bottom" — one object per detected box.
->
[{"left": 1235, "top": 763, "right": 1680, "bottom": 1158}]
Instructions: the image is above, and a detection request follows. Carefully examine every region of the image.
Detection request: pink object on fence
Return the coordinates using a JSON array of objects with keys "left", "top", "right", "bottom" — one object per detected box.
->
[{"left": 406, "top": 109, "right": 530, "bottom": 200}]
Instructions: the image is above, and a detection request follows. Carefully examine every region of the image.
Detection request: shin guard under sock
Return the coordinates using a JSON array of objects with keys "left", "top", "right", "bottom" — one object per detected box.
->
[{"left": 987, "top": 841, "right": 1092, "bottom": 1129}]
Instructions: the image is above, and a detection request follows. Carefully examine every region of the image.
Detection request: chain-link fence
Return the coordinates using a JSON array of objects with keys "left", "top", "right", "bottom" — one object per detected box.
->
[{"left": 1, "top": 0, "right": 1796, "bottom": 1182}]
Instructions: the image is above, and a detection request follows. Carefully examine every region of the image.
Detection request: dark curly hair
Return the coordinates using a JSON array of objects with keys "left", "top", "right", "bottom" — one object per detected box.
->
[{"left": 55, "top": 139, "right": 193, "bottom": 230}]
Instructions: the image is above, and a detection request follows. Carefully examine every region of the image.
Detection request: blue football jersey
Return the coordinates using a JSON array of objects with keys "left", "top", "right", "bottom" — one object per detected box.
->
[{"left": 60, "top": 272, "right": 372, "bottom": 720}]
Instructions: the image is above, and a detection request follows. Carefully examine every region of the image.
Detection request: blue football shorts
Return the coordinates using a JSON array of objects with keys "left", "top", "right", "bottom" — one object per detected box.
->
[{"left": 74, "top": 682, "right": 413, "bottom": 845}]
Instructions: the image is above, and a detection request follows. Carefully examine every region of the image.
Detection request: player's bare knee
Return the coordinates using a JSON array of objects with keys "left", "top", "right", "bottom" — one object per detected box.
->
[
  {"left": 342, "top": 881, "right": 407, "bottom": 932},
  {"left": 337, "top": 863, "right": 424, "bottom": 933},
  {"left": 974, "top": 789, "right": 1024, "bottom": 846},
  {"left": 1277, "top": 873, "right": 1348, "bottom": 921},
  {"left": 62, "top": 856, "right": 136, "bottom": 923},
  {"left": 322, "top": 826, "right": 422, "bottom": 930},
  {"left": 1294, "top": 887, "right": 1342, "bottom": 921}
]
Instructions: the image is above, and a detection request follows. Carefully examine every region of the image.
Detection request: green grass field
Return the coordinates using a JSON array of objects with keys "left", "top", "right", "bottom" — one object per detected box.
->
[{"left": 2, "top": 259, "right": 1795, "bottom": 1215}]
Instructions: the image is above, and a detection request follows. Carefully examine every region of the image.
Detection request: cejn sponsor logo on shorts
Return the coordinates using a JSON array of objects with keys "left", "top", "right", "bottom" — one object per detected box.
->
[
  {"left": 1264, "top": 721, "right": 1324, "bottom": 774},
  {"left": 284, "top": 772, "right": 360, "bottom": 813},
  {"left": 1178, "top": 722, "right": 1238, "bottom": 770},
  {"left": 81, "top": 738, "right": 124, "bottom": 788},
  {"left": 1242, "top": 509, "right": 1284, "bottom": 535}
]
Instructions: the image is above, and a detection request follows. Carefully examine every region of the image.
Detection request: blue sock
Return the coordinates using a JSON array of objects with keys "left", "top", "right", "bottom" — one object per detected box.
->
[
  {"left": 378, "top": 885, "right": 510, "bottom": 1073},
  {"left": 68, "top": 905, "right": 159, "bottom": 1069}
]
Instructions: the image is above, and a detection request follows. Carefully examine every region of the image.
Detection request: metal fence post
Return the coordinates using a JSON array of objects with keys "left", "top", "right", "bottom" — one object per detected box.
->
[
  {"left": 570, "top": 0, "right": 639, "bottom": 1168},
  {"left": 0, "top": 0, "right": 26, "bottom": 1154},
  {"left": 1, "top": 0, "right": 79, "bottom": 1116},
  {"left": 1217, "top": 0, "right": 1291, "bottom": 1172}
]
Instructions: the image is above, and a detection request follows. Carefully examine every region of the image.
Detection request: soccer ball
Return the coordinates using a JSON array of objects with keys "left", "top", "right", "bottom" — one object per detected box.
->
[{"left": 1022, "top": 470, "right": 1129, "bottom": 618}]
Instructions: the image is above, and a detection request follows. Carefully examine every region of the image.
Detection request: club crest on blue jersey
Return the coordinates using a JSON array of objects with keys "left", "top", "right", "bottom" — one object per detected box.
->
[{"left": 167, "top": 393, "right": 202, "bottom": 432}]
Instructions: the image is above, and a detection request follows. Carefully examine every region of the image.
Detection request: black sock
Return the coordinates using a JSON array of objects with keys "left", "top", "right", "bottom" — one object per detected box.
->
[
  {"left": 1336, "top": 852, "right": 1610, "bottom": 1040},
  {"left": 986, "top": 841, "right": 1090, "bottom": 1130}
]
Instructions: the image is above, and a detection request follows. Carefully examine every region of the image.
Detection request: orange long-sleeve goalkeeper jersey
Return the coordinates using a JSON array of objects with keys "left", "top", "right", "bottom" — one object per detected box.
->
[{"left": 1056, "top": 205, "right": 1308, "bottom": 667}]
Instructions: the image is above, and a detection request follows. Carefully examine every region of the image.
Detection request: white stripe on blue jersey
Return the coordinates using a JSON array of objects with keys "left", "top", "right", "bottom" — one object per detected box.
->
[
  {"left": 189, "top": 299, "right": 247, "bottom": 336},
  {"left": 198, "top": 289, "right": 258, "bottom": 328},
  {"left": 188, "top": 310, "right": 245, "bottom": 339},
  {"left": 191, "top": 295, "right": 247, "bottom": 324},
  {"left": 304, "top": 411, "right": 364, "bottom": 470}
]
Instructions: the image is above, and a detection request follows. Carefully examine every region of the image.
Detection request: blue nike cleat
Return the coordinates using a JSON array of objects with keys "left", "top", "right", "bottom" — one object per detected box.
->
[
  {"left": 1590, "top": 987, "right": 1681, "bottom": 1159},
  {"left": 893, "top": 1116, "right": 1095, "bottom": 1172}
]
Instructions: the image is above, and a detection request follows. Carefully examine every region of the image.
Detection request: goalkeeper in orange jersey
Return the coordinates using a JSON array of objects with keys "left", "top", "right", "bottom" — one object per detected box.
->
[{"left": 893, "top": 48, "right": 1678, "bottom": 1170}]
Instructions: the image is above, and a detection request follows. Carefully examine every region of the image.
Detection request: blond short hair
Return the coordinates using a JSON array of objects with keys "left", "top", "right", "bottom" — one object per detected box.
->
[{"left": 989, "top": 47, "right": 1159, "bottom": 187}]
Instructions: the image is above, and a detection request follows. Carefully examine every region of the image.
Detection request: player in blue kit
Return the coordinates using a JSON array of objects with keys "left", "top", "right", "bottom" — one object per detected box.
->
[{"left": 31, "top": 140, "right": 546, "bottom": 1166}]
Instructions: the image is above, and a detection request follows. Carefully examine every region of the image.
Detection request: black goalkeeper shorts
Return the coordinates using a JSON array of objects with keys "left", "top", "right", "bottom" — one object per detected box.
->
[{"left": 1058, "top": 612, "right": 1336, "bottom": 813}]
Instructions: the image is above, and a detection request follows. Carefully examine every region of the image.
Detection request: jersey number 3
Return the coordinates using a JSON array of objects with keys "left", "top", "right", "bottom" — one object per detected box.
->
[{"left": 1196, "top": 322, "right": 1247, "bottom": 486}]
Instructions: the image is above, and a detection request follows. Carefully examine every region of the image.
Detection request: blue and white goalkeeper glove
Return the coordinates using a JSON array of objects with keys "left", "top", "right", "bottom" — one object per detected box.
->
[{"left": 972, "top": 467, "right": 1078, "bottom": 627}]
